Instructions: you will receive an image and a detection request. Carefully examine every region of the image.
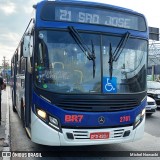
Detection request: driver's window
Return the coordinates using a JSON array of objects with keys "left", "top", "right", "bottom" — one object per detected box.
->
[
  {"left": 39, "top": 43, "right": 43, "bottom": 65},
  {"left": 38, "top": 32, "right": 49, "bottom": 68}
]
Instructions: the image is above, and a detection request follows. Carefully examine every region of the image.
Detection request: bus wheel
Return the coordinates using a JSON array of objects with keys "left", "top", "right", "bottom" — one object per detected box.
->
[
  {"left": 12, "top": 91, "right": 17, "bottom": 112},
  {"left": 21, "top": 100, "right": 25, "bottom": 128},
  {"left": 12, "top": 104, "right": 17, "bottom": 112}
]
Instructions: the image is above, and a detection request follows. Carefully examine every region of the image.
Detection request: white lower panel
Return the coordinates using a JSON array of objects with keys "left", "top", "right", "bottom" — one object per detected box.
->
[
  {"left": 133, "top": 114, "right": 145, "bottom": 141},
  {"left": 31, "top": 111, "right": 145, "bottom": 146},
  {"left": 31, "top": 110, "right": 60, "bottom": 146}
]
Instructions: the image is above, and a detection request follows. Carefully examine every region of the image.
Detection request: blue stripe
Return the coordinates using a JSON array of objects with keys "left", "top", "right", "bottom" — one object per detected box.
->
[{"left": 32, "top": 92, "right": 146, "bottom": 127}]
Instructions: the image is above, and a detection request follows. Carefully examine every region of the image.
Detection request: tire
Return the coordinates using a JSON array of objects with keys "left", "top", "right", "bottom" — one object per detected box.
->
[
  {"left": 12, "top": 90, "right": 17, "bottom": 112},
  {"left": 12, "top": 104, "right": 17, "bottom": 112},
  {"left": 21, "top": 100, "right": 25, "bottom": 128},
  {"left": 146, "top": 113, "right": 153, "bottom": 116}
]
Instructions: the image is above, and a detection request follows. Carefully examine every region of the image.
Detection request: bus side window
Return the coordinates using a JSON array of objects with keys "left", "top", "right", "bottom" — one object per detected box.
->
[
  {"left": 20, "top": 58, "right": 26, "bottom": 74},
  {"left": 16, "top": 47, "right": 21, "bottom": 74},
  {"left": 39, "top": 43, "right": 43, "bottom": 65},
  {"left": 38, "top": 40, "right": 49, "bottom": 68}
]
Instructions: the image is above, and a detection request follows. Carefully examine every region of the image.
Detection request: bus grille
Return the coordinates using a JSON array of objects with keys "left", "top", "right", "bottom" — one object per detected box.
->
[
  {"left": 65, "top": 129, "right": 125, "bottom": 140},
  {"left": 56, "top": 98, "right": 138, "bottom": 112}
]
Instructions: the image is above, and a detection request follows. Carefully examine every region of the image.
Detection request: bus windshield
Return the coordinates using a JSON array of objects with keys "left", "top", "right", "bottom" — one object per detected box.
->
[{"left": 35, "top": 30, "right": 147, "bottom": 94}]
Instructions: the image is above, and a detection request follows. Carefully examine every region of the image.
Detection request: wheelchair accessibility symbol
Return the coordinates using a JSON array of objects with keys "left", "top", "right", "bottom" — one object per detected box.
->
[{"left": 103, "top": 77, "right": 117, "bottom": 93}]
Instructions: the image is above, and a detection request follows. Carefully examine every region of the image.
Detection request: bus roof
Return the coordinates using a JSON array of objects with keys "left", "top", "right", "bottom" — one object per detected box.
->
[
  {"left": 33, "top": 0, "right": 147, "bottom": 33},
  {"left": 35, "top": 0, "right": 143, "bottom": 16}
]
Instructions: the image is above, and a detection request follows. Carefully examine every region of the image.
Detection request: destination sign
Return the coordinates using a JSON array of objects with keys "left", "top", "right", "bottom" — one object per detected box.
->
[{"left": 53, "top": 6, "right": 146, "bottom": 31}]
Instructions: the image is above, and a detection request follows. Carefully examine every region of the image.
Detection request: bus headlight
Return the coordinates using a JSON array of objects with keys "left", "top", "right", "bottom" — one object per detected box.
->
[
  {"left": 133, "top": 108, "right": 145, "bottom": 129},
  {"left": 37, "top": 109, "right": 47, "bottom": 121},
  {"left": 36, "top": 107, "right": 61, "bottom": 132}
]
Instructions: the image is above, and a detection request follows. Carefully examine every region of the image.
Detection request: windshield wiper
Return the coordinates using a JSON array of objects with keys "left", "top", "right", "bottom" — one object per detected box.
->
[
  {"left": 113, "top": 31, "right": 130, "bottom": 61},
  {"left": 108, "top": 43, "right": 113, "bottom": 80},
  {"left": 108, "top": 32, "right": 130, "bottom": 80},
  {"left": 91, "top": 40, "right": 96, "bottom": 78},
  {"left": 68, "top": 26, "right": 96, "bottom": 78}
]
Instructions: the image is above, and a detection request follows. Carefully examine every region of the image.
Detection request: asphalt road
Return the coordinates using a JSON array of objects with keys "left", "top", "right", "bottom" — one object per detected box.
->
[{"left": 7, "top": 88, "right": 160, "bottom": 160}]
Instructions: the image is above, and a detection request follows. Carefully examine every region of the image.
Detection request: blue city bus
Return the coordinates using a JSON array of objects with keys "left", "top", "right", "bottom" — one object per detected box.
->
[{"left": 11, "top": 0, "right": 148, "bottom": 146}]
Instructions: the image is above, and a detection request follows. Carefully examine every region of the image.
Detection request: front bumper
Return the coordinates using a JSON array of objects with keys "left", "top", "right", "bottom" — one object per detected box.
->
[
  {"left": 146, "top": 109, "right": 156, "bottom": 114},
  {"left": 31, "top": 110, "right": 145, "bottom": 146}
]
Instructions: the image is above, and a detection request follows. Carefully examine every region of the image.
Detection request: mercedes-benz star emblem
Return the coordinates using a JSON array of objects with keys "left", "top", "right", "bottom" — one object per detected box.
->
[{"left": 98, "top": 116, "right": 105, "bottom": 124}]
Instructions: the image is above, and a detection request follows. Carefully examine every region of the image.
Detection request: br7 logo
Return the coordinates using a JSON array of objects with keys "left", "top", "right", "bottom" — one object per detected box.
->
[{"left": 65, "top": 115, "right": 83, "bottom": 123}]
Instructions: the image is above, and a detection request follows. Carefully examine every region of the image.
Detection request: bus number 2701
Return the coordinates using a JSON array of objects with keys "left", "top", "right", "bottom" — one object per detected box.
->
[{"left": 120, "top": 116, "right": 131, "bottom": 123}]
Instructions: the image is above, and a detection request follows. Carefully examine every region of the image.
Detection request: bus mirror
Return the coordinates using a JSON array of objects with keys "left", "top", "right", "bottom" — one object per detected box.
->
[
  {"left": 23, "top": 35, "right": 33, "bottom": 58},
  {"left": 23, "top": 36, "right": 30, "bottom": 57},
  {"left": 23, "top": 35, "right": 33, "bottom": 73}
]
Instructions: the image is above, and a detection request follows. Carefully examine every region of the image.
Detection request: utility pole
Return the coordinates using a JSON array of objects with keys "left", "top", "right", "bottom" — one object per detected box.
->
[
  {"left": 2, "top": 56, "right": 9, "bottom": 83},
  {"left": 2, "top": 56, "right": 6, "bottom": 81}
]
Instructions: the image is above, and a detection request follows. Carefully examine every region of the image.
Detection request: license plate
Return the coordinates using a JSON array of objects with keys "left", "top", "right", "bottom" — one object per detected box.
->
[
  {"left": 158, "top": 95, "right": 160, "bottom": 98},
  {"left": 90, "top": 132, "right": 109, "bottom": 140}
]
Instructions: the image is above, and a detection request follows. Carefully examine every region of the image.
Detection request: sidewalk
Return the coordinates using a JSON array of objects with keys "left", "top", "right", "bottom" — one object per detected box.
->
[{"left": 0, "top": 86, "right": 11, "bottom": 160}]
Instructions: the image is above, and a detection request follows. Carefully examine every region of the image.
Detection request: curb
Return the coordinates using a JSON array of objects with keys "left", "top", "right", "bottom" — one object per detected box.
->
[{"left": 2, "top": 87, "right": 11, "bottom": 160}]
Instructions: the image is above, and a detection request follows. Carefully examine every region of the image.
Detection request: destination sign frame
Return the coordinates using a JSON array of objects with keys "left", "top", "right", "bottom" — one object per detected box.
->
[{"left": 41, "top": 4, "right": 146, "bottom": 31}]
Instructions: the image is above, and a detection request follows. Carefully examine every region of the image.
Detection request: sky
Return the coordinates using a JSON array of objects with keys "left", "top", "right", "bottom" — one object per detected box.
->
[{"left": 0, "top": 0, "right": 160, "bottom": 66}]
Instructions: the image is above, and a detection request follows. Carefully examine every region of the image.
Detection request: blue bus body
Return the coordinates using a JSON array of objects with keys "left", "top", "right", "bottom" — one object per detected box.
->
[{"left": 11, "top": 0, "right": 148, "bottom": 146}]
